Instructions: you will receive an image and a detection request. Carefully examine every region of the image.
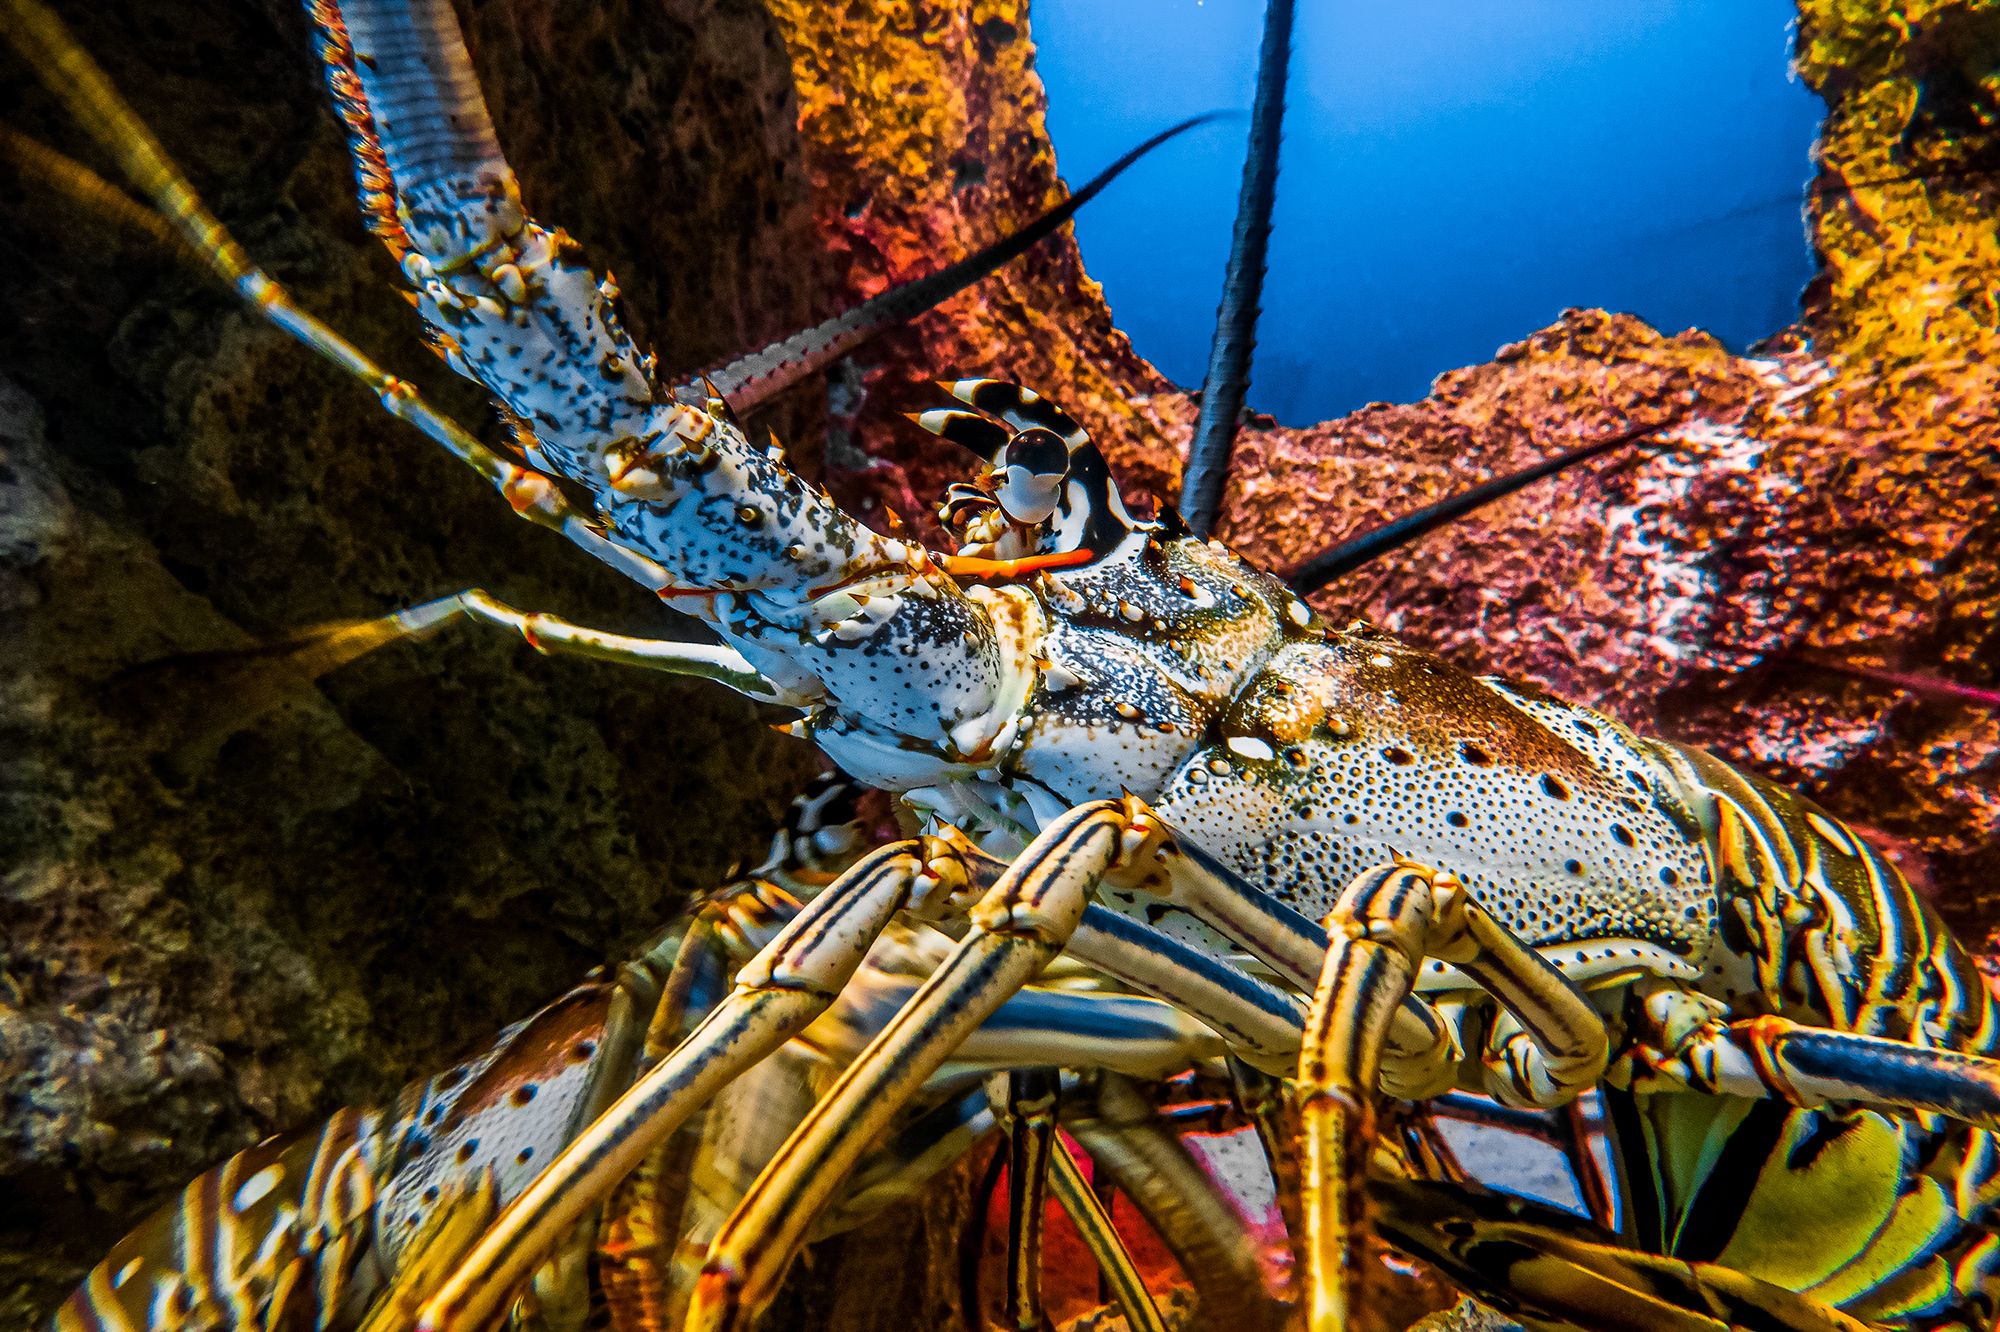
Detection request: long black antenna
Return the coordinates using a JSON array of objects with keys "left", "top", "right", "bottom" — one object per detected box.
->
[
  {"left": 1180, "top": 0, "right": 1296, "bottom": 537},
  {"left": 1284, "top": 422, "right": 1665, "bottom": 595},
  {"left": 685, "top": 115, "right": 1221, "bottom": 416}
]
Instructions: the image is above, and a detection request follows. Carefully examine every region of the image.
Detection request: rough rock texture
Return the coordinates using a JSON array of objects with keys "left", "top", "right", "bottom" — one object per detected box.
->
[
  {"left": 761, "top": 0, "right": 1195, "bottom": 524},
  {"left": 0, "top": 0, "right": 828, "bottom": 1317},
  {"left": 1202, "top": 3, "right": 2000, "bottom": 959},
  {"left": 4, "top": 0, "right": 1998, "bottom": 1328}
]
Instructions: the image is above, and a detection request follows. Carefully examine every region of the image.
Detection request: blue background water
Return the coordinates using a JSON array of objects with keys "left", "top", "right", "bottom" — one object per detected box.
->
[{"left": 1035, "top": 2, "right": 1824, "bottom": 425}]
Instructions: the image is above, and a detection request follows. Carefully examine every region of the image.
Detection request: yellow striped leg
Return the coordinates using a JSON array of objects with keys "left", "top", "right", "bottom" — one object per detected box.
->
[
  {"left": 1300, "top": 867, "right": 1428, "bottom": 1332},
  {"left": 416, "top": 838, "right": 967, "bottom": 1332},
  {"left": 1299, "top": 864, "right": 1611, "bottom": 1332},
  {"left": 685, "top": 798, "right": 1171, "bottom": 1332},
  {"left": 1046, "top": 1134, "right": 1170, "bottom": 1332},
  {"left": 1002, "top": 1070, "right": 1060, "bottom": 1332},
  {"left": 1068, "top": 905, "right": 1304, "bottom": 1074},
  {"left": 355, "top": 1174, "right": 497, "bottom": 1332},
  {"left": 1373, "top": 1177, "right": 1875, "bottom": 1332},
  {"left": 1069, "top": 1074, "right": 1286, "bottom": 1332},
  {"left": 1631, "top": 1005, "right": 2000, "bottom": 1129}
]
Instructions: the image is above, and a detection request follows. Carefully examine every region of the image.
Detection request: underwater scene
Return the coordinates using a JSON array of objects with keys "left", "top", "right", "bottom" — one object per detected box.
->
[{"left": 3, "top": 1, "right": 1999, "bottom": 1330}]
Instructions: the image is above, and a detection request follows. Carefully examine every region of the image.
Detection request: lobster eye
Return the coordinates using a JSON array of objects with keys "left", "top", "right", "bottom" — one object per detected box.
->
[{"left": 1003, "top": 426, "right": 1068, "bottom": 476}]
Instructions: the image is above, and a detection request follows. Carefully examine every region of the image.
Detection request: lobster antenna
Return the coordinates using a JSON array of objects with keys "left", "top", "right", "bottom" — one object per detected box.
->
[
  {"left": 0, "top": 120, "right": 198, "bottom": 262},
  {"left": 0, "top": 0, "right": 664, "bottom": 579},
  {"left": 1284, "top": 421, "right": 1666, "bottom": 596},
  {"left": 1803, "top": 655, "right": 2000, "bottom": 713},
  {"left": 684, "top": 113, "right": 1224, "bottom": 417},
  {"left": 1180, "top": 0, "right": 1296, "bottom": 538}
]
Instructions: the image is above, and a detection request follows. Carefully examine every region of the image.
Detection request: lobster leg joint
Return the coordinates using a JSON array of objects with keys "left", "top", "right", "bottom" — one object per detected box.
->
[{"left": 1297, "top": 862, "right": 1612, "bottom": 1332}]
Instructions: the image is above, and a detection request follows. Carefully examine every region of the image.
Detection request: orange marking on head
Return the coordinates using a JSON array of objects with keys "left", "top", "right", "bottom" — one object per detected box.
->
[
  {"left": 940, "top": 548, "right": 1095, "bottom": 581},
  {"left": 501, "top": 468, "right": 551, "bottom": 513}
]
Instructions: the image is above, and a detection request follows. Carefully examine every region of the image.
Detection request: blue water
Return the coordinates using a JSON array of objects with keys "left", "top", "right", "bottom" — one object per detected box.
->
[{"left": 1036, "top": 2, "right": 1823, "bottom": 425}]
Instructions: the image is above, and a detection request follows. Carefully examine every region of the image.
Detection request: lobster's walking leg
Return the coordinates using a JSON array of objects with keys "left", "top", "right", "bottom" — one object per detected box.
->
[
  {"left": 1068, "top": 906, "right": 1304, "bottom": 1073},
  {"left": 1069, "top": 1074, "right": 1288, "bottom": 1332},
  {"left": 1001, "top": 1070, "right": 1059, "bottom": 1332},
  {"left": 1372, "top": 1177, "right": 1876, "bottom": 1332},
  {"left": 685, "top": 798, "right": 1175, "bottom": 1332},
  {"left": 1630, "top": 1008, "right": 2000, "bottom": 1128},
  {"left": 355, "top": 1174, "right": 498, "bottom": 1332},
  {"left": 1298, "top": 864, "right": 1610, "bottom": 1332},
  {"left": 418, "top": 837, "right": 975, "bottom": 1331},
  {"left": 1147, "top": 839, "right": 1462, "bottom": 1098},
  {"left": 1045, "top": 1130, "right": 1171, "bottom": 1332}
]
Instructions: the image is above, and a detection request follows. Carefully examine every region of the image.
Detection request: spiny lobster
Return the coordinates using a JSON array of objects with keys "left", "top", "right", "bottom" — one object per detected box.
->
[{"left": 13, "top": 1, "right": 2000, "bottom": 1331}]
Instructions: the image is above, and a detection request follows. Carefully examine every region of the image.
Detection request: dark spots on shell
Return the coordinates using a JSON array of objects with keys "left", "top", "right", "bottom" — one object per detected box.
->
[
  {"left": 1659, "top": 867, "right": 1681, "bottom": 887},
  {"left": 455, "top": 1139, "right": 480, "bottom": 1164},
  {"left": 1624, "top": 769, "right": 1649, "bottom": 791},
  {"left": 1382, "top": 746, "right": 1415, "bottom": 766},
  {"left": 510, "top": 1085, "right": 538, "bottom": 1108},
  {"left": 422, "top": 1186, "right": 440, "bottom": 1204},
  {"left": 1459, "top": 742, "right": 1494, "bottom": 767},
  {"left": 1612, "top": 823, "right": 1636, "bottom": 848},
  {"left": 1446, "top": 811, "right": 1469, "bottom": 828},
  {"left": 436, "top": 1066, "right": 466, "bottom": 1090},
  {"left": 1540, "top": 774, "right": 1570, "bottom": 801},
  {"left": 1564, "top": 859, "right": 1583, "bottom": 876},
  {"left": 517, "top": 1147, "right": 535, "bottom": 1165},
  {"left": 1573, "top": 719, "right": 1600, "bottom": 739},
  {"left": 570, "top": 1039, "right": 598, "bottom": 1064},
  {"left": 1683, "top": 904, "right": 1702, "bottom": 920},
  {"left": 737, "top": 505, "right": 763, "bottom": 527}
]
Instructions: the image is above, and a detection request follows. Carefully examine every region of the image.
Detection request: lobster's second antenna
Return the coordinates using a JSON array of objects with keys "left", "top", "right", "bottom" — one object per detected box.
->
[{"left": 1179, "top": 0, "right": 1296, "bottom": 538}]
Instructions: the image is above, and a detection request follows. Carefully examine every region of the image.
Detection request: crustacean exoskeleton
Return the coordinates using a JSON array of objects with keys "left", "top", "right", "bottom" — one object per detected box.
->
[{"left": 14, "top": 1, "right": 2000, "bottom": 1331}]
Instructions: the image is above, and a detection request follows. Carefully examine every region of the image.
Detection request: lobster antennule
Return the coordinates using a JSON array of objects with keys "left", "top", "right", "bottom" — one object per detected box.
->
[
  {"left": 0, "top": 120, "right": 201, "bottom": 261},
  {"left": 0, "top": 0, "right": 667, "bottom": 584}
]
